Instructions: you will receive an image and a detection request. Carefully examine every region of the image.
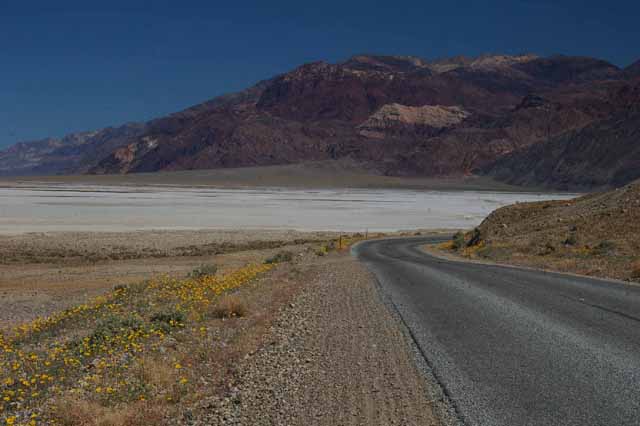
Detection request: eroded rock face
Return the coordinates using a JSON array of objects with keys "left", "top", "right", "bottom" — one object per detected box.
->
[
  {"left": 358, "top": 104, "right": 471, "bottom": 138},
  {"left": 342, "top": 55, "right": 430, "bottom": 72},
  {"left": 469, "top": 54, "right": 539, "bottom": 70}
]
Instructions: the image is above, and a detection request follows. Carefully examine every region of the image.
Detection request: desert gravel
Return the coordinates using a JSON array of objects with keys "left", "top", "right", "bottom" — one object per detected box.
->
[{"left": 191, "top": 255, "right": 441, "bottom": 425}]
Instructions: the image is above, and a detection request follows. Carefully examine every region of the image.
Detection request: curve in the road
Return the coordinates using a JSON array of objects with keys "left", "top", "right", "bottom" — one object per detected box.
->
[{"left": 354, "top": 237, "right": 640, "bottom": 426}]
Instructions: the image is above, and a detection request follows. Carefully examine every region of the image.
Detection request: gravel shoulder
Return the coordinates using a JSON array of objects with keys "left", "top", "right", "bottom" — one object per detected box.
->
[{"left": 194, "top": 253, "right": 441, "bottom": 425}]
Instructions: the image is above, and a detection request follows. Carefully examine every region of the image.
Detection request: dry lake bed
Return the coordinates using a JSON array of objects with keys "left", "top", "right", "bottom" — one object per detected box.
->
[{"left": 0, "top": 183, "right": 577, "bottom": 234}]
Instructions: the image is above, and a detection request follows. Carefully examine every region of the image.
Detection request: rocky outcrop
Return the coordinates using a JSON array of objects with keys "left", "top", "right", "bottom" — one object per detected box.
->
[
  {"left": 428, "top": 54, "right": 538, "bottom": 74},
  {"left": 469, "top": 54, "right": 539, "bottom": 70},
  {"left": 358, "top": 104, "right": 471, "bottom": 138},
  {"left": 342, "top": 55, "right": 430, "bottom": 72}
]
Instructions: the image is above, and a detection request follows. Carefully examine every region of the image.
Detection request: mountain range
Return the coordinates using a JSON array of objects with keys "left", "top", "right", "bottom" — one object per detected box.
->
[{"left": 2, "top": 53, "right": 639, "bottom": 190}]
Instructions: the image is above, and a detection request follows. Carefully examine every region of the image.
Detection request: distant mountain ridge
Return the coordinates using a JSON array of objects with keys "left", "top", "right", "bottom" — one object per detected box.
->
[
  {"left": 0, "top": 123, "right": 146, "bottom": 176},
  {"left": 1, "top": 53, "right": 638, "bottom": 189},
  {"left": 625, "top": 59, "right": 640, "bottom": 78}
]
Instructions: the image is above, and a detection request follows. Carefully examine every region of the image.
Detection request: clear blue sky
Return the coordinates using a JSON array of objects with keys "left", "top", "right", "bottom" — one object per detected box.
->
[{"left": 1, "top": 0, "right": 638, "bottom": 148}]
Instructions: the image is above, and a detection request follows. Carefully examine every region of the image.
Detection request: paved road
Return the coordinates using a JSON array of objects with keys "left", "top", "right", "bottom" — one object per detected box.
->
[{"left": 354, "top": 237, "right": 640, "bottom": 426}]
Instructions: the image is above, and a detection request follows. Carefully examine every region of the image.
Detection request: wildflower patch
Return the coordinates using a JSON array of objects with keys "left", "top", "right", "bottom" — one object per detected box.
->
[{"left": 0, "top": 263, "right": 273, "bottom": 425}]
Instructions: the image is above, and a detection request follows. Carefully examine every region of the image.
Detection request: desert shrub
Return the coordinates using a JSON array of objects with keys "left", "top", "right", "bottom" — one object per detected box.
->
[
  {"left": 594, "top": 240, "right": 616, "bottom": 255},
  {"left": 564, "top": 234, "right": 578, "bottom": 246},
  {"left": 438, "top": 241, "right": 455, "bottom": 250},
  {"left": 467, "top": 228, "right": 483, "bottom": 247},
  {"left": 90, "top": 315, "right": 143, "bottom": 345},
  {"left": 151, "top": 309, "right": 186, "bottom": 326},
  {"left": 316, "top": 246, "right": 328, "bottom": 256},
  {"left": 477, "top": 245, "right": 512, "bottom": 260},
  {"left": 452, "top": 232, "right": 466, "bottom": 250},
  {"left": 113, "top": 284, "right": 129, "bottom": 292},
  {"left": 264, "top": 250, "right": 293, "bottom": 264},
  {"left": 54, "top": 396, "right": 166, "bottom": 426},
  {"left": 210, "top": 294, "right": 247, "bottom": 319},
  {"left": 540, "top": 242, "right": 556, "bottom": 255},
  {"left": 188, "top": 264, "right": 218, "bottom": 279}
]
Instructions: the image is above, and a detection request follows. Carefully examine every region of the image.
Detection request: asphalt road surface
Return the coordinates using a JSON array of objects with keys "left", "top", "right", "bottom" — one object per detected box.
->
[{"left": 354, "top": 237, "right": 640, "bottom": 426}]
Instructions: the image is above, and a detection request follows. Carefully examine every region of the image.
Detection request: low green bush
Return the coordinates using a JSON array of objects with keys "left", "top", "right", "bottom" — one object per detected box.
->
[
  {"left": 151, "top": 310, "right": 186, "bottom": 325},
  {"left": 89, "top": 315, "right": 143, "bottom": 345},
  {"left": 594, "top": 240, "right": 616, "bottom": 255},
  {"left": 188, "top": 264, "right": 218, "bottom": 279},
  {"left": 452, "top": 232, "right": 466, "bottom": 250},
  {"left": 264, "top": 250, "right": 294, "bottom": 264}
]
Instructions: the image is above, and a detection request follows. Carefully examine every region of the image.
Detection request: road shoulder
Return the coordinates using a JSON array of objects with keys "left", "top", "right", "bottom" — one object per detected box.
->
[
  {"left": 194, "top": 253, "right": 442, "bottom": 425},
  {"left": 422, "top": 241, "right": 640, "bottom": 287}
]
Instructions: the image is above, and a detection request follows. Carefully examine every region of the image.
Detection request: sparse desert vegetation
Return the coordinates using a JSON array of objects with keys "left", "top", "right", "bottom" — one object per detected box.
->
[
  {"left": 264, "top": 251, "right": 293, "bottom": 264},
  {"left": 187, "top": 264, "right": 218, "bottom": 279},
  {"left": 438, "top": 180, "right": 640, "bottom": 281},
  {"left": 0, "top": 230, "right": 334, "bottom": 266},
  {"left": 0, "top": 261, "right": 273, "bottom": 425},
  {"left": 0, "top": 231, "right": 368, "bottom": 425},
  {"left": 210, "top": 294, "right": 247, "bottom": 319},
  {"left": 0, "top": 230, "right": 339, "bottom": 329}
]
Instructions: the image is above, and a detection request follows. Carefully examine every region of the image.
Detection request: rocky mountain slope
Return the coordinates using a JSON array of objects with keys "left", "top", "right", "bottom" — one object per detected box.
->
[
  {"left": 484, "top": 81, "right": 640, "bottom": 189},
  {"left": 446, "top": 179, "right": 640, "bottom": 281},
  {"left": 1, "top": 53, "right": 638, "bottom": 188},
  {"left": 0, "top": 123, "right": 145, "bottom": 176},
  {"left": 624, "top": 60, "right": 640, "bottom": 78}
]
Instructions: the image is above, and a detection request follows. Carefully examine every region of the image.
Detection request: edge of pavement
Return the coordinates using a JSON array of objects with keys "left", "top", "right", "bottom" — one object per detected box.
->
[
  {"left": 420, "top": 237, "right": 640, "bottom": 288},
  {"left": 352, "top": 238, "right": 464, "bottom": 426}
]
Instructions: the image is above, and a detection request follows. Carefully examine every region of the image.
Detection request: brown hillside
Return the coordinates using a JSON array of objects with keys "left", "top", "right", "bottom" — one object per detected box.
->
[{"left": 450, "top": 180, "right": 640, "bottom": 281}]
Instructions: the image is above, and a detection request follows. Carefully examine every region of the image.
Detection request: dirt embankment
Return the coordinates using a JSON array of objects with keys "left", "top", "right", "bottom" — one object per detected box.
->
[{"left": 441, "top": 180, "right": 640, "bottom": 282}]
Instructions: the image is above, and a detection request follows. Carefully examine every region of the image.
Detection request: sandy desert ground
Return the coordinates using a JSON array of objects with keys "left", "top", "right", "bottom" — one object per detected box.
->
[
  {"left": 0, "top": 229, "right": 339, "bottom": 328},
  {"left": 0, "top": 161, "right": 533, "bottom": 191}
]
